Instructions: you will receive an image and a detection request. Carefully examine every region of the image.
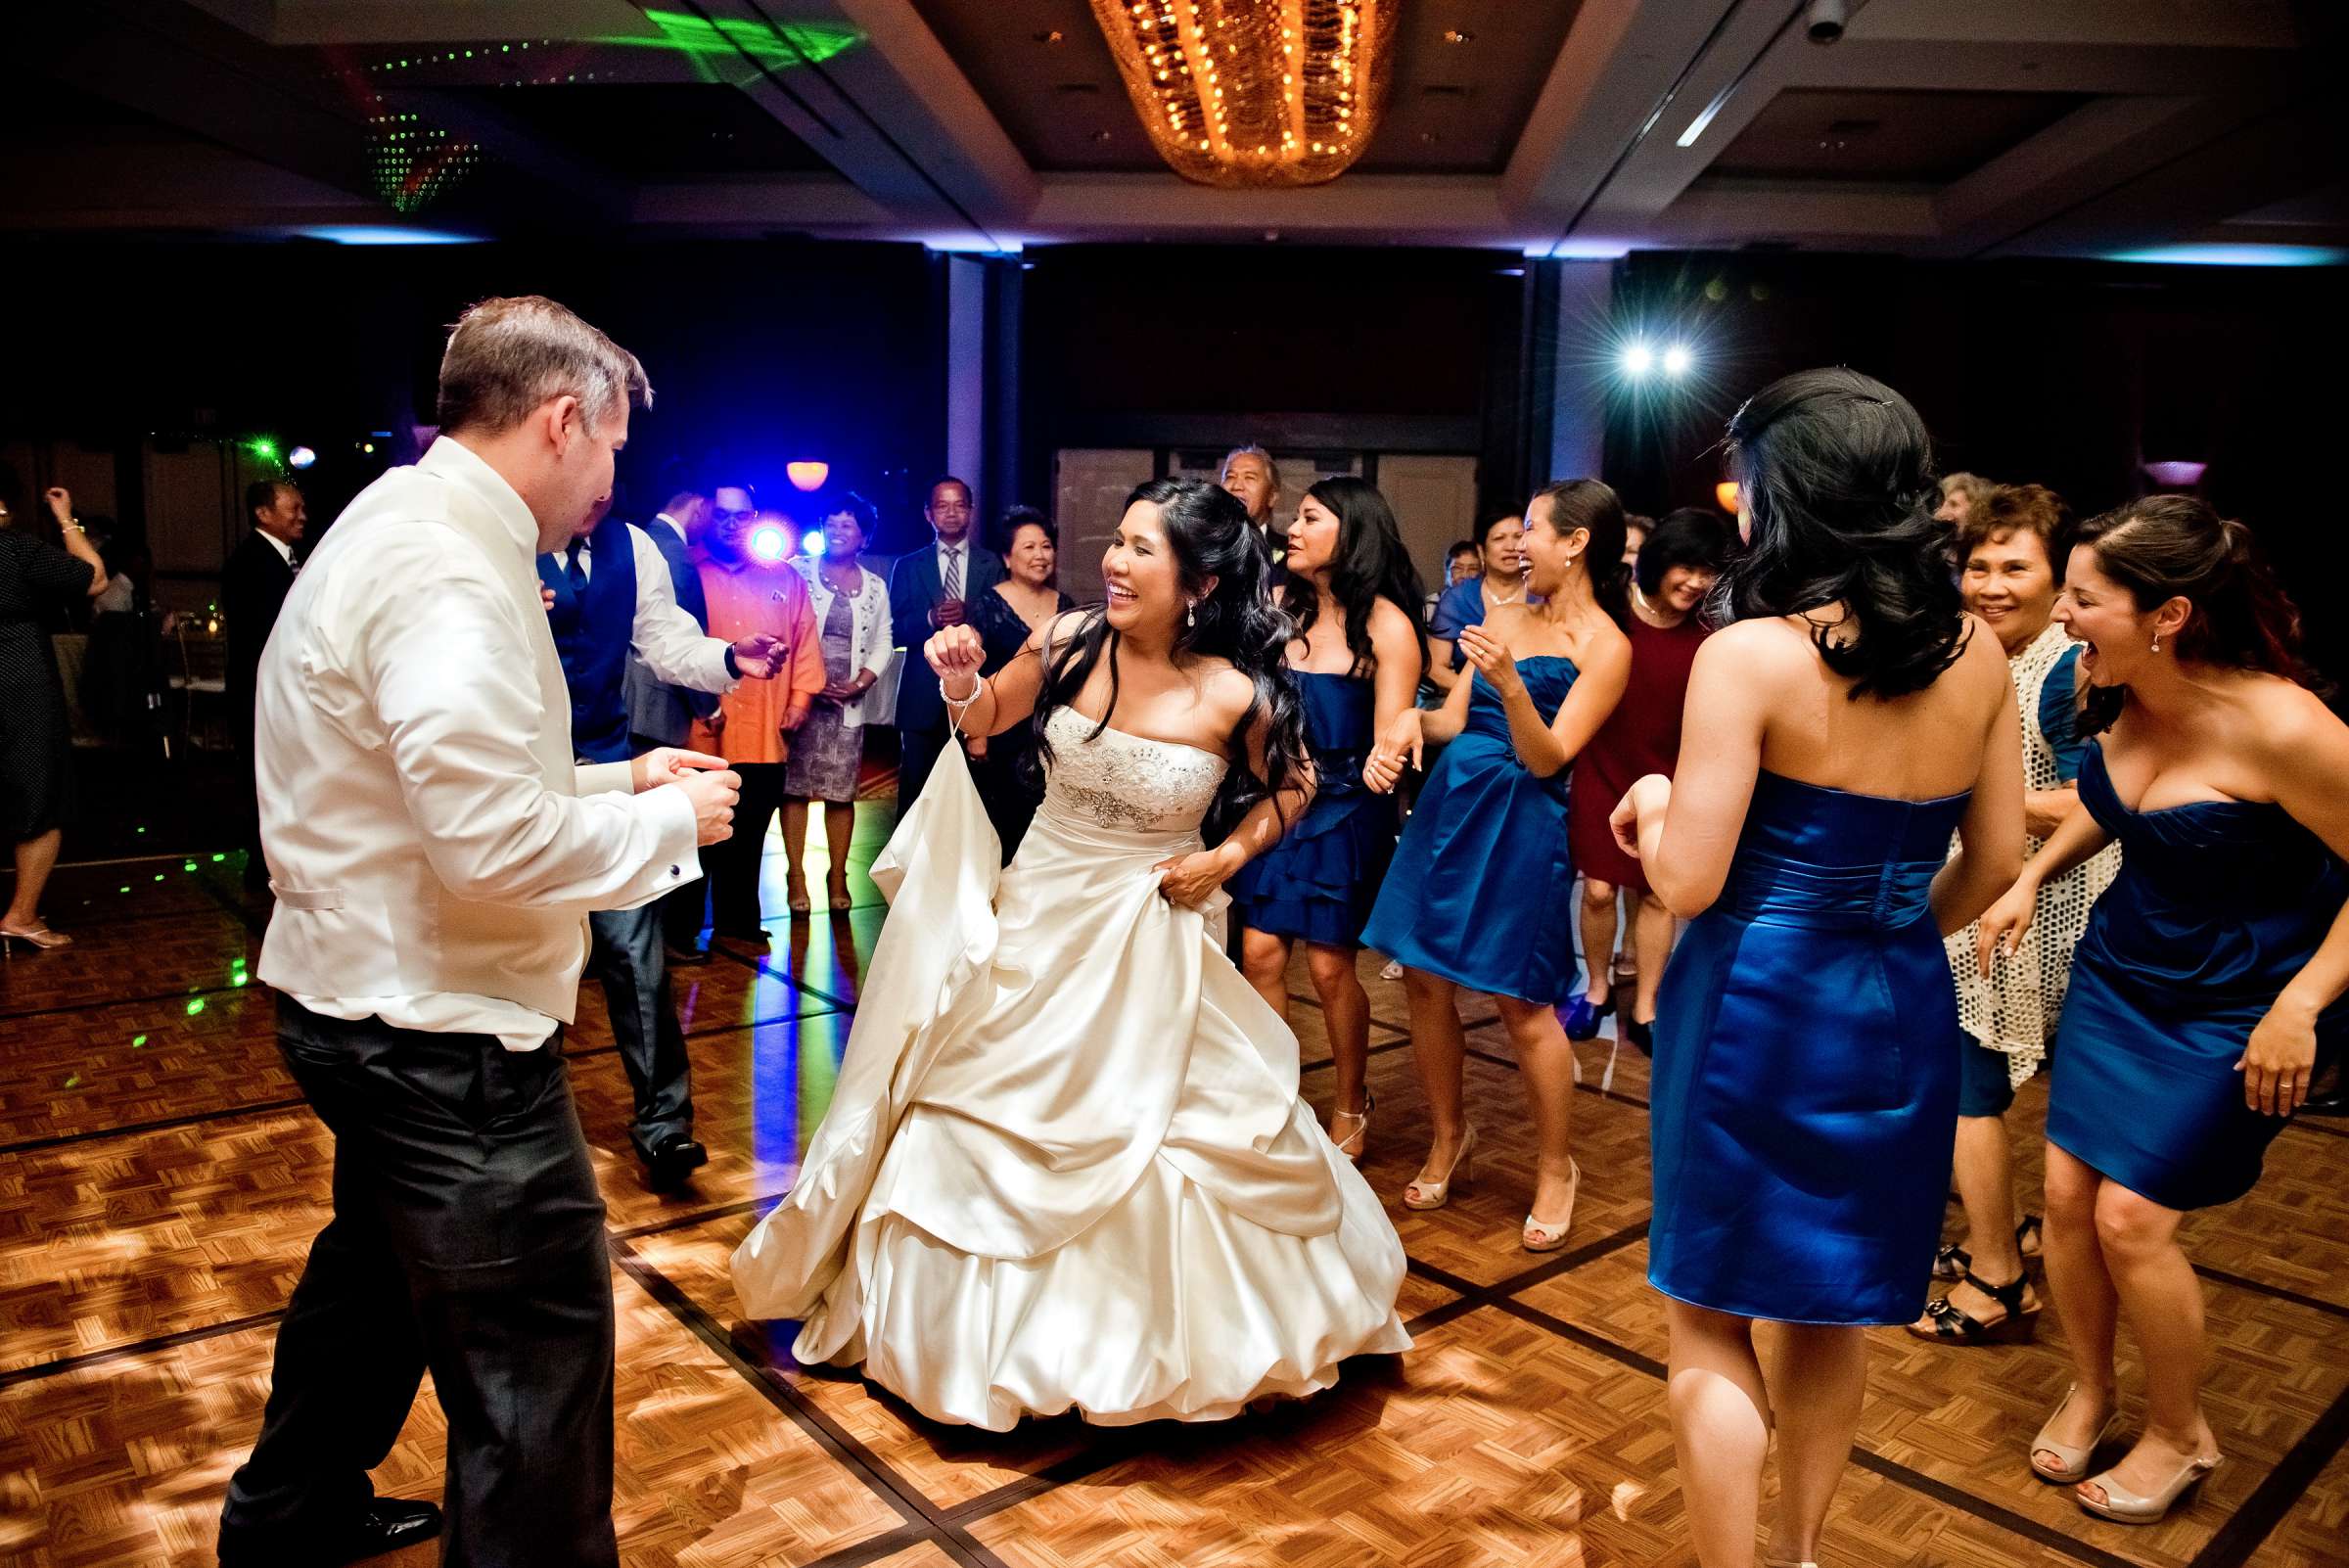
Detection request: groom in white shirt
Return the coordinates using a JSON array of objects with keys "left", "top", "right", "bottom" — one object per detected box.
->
[{"left": 216, "top": 296, "right": 740, "bottom": 1568}]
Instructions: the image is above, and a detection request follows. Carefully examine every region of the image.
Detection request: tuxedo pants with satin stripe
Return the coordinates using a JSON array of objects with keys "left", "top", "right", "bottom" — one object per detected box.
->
[
  {"left": 220, "top": 1001, "right": 619, "bottom": 1568},
  {"left": 585, "top": 904, "right": 695, "bottom": 1160},
  {"left": 707, "top": 761, "right": 790, "bottom": 932}
]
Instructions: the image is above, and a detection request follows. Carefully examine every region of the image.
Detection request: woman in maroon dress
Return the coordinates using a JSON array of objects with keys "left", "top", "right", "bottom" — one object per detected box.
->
[{"left": 1563, "top": 508, "right": 1731, "bottom": 1051}]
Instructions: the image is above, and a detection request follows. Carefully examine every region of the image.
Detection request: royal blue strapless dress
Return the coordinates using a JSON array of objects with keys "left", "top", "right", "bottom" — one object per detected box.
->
[
  {"left": 1231, "top": 671, "right": 1397, "bottom": 947},
  {"left": 1648, "top": 770, "right": 1972, "bottom": 1325},
  {"left": 1360, "top": 658, "right": 1579, "bottom": 1004},
  {"left": 2047, "top": 744, "right": 2348, "bottom": 1211}
]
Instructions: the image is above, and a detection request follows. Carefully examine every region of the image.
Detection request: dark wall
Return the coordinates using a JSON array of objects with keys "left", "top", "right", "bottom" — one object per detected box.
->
[
  {"left": 5, "top": 237, "right": 948, "bottom": 552},
  {"left": 1019, "top": 245, "right": 1532, "bottom": 510},
  {"left": 1602, "top": 252, "right": 2349, "bottom": 676}
]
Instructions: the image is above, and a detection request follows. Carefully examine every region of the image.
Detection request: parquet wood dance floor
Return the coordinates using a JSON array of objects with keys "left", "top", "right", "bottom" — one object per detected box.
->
[{"left": 4, "top": 818, "right": 2346, "bottom": 1567}]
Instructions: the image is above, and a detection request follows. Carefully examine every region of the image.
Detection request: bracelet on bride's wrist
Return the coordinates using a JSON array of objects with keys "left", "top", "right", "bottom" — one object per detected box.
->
[{"left": 943, "top": 674, "right": 985, "bottom": 711}]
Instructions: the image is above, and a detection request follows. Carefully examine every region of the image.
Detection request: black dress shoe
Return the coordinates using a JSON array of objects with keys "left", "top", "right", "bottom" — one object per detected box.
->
[
  {"left": 219, "top": 1499, "right": 443, "bottom": 1566},
  {"left": 666, "top": 943, "right": 712, "bottom": 967},
  {"left": 645, "top": 1135, "right": 710, "bottom": 1192},
  {"left": 1622, "top": 1017, "right": 1654, "bottom": 1056}
]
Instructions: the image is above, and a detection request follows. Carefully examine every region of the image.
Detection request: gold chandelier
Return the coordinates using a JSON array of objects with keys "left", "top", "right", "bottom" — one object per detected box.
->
[{"left": 1088, "top": 0, "right": 1396, "bottom": 188}]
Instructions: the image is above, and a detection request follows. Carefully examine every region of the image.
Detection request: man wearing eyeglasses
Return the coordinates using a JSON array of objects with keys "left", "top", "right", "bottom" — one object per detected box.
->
[{"left": 888, "top": 476, "right": 1002, "bottom": 818}]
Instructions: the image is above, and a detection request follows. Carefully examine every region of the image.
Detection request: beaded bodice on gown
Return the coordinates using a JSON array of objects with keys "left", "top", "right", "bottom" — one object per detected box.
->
[{"left": 1036, "top": 706, "right": 1226, "bottom": 837}]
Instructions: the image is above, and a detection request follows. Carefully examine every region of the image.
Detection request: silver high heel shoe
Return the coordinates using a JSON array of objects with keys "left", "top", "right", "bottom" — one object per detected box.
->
[{"left": 1328, "top": 1089, "right": 1373, "bottom": 1162}]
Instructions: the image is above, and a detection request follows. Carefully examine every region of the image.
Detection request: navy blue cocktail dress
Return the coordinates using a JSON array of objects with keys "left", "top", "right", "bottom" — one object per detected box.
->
[
  {"left": 1231, "top": 671, "right": 1397, "bottom": 947},
  {"left": 2047, "top": 744, "right": 2348, "bottom": 1210},
  {"left": 1360, "top": 658, "right": 1580, "bottom": 1004},
  {"left": 1648, "top": 771, "right": 1972, "bottom": 1325}
]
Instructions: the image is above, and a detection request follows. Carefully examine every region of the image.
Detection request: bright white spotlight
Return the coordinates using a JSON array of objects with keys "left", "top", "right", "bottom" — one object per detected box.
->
[
  {"left": 1622, "top": 343, "right": 1656, "bottom": 378},
  {"left": 286, "top": 445, "right": 317, "bottom": 470},
  {"left": 1662, "top": 345, "right": 1692, "bottom": 378},
  {"left": 749, "top": 523, "right": 791, "bottom": 563}
]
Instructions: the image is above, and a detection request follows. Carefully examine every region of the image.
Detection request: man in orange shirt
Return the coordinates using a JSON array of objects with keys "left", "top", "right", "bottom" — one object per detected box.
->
[{"left": 692, "top": 484, "right": 827, "bottom": 939}]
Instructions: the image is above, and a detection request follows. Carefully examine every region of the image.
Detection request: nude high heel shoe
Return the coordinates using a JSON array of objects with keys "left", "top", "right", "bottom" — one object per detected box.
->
[
  {"left": 1402, "top": 1125, "right": 1477, "bottom": 1210},
  {"left": 2077, "top": 1449, "right": 2222, "bottom": 1524},
  {"left": 2029, "top": 1384, "right": 2123, "bottom": 1485},
  {"left": 1521, "top": 1158, "right": 1580, "bottom": 1252}
]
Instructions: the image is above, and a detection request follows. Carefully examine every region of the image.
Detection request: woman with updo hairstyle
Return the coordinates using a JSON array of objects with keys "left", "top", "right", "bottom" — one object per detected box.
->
[
  {"left": 1425, "top": 509, "right": 1540, "bottom": 691},
  {"left": 734, "top": 476, "right": 1410, "bottom": 1431},
  {"left": 965, "top": 505, "right": 1075, "bottom": 859},
  {"left": 1361, "top": 477, "right": 1633, "bottom": 1255},
  {"left": 785, "top": 490, "right": 894, "bottom": 912},
  {"left": 1611, "top": 367, "right": 2023, "bottom": 1568},
  {"left": 1977, "top": 495, "right": 2348, "bottom": 1524}
]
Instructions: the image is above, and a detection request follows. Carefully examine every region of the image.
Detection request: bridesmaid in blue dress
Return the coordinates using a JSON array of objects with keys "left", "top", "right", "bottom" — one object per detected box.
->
[
  {"left": 1235, "top": 478, "right": 1426, "bottom": 1162},
  {"left": 1361, "top": 479, "right": 1631, "bottom": 1253},
  {"left": 1613, "top": 370, "right": 2023, "bottom": 1568},
  {"left": 1974, "top": 495, "right": 2349, "bottom": 1526}
]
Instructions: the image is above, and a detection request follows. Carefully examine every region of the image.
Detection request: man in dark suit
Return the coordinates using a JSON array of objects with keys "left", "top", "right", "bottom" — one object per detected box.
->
[
  {"left": 624, "top": 489, "right": 719, "bottom": 958},
  {"left": 888, "top": 475, "right": 1003, "bottom": 818},
  {"left": 224, "top": 478, "right": 305, "bottom": 889}
]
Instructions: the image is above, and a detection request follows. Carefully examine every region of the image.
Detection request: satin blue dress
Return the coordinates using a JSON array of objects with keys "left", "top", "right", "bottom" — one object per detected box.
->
[
  {"left": 1231, "top": 672, "right": 1396, "bottom": 946},
  {"left": 1360, "top": 658, "right": 1580, "bottom": 1003},
  {"left": 1648, "top": 771, "right": 1972, "bottom": 1325},
  {"left": 2048, "top": 744, "right": 2349, "bottom": 1210}
]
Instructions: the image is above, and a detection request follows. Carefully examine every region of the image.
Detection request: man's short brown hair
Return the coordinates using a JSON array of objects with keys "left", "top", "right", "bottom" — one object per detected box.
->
[{"left": 436, "top": 295, "right": 651, "bottom": 437}]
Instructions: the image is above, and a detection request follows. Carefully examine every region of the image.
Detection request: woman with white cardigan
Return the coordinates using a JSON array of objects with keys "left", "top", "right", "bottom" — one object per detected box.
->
[{"left": 783, "top": 495, "right": 894, "bottom": 913}]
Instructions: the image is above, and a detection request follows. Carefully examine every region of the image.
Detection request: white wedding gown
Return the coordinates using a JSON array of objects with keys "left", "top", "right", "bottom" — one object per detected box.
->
[{"left": 732, "top": 708, "right": 1410, "bottom": 1430}]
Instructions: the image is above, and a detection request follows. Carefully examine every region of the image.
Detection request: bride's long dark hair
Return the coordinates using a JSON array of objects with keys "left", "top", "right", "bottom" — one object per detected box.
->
[{"left": 1032, "top": 478, "right": 1309, "bottom": 840}]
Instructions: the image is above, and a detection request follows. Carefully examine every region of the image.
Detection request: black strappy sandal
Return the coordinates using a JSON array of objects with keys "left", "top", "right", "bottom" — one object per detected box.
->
[
  {"left": 1908, "top": 1268, "right": 2040, "bottom": 1344},
  {"left": 1930, "top": 1213, "right": 2042, "bottom": 1281}
]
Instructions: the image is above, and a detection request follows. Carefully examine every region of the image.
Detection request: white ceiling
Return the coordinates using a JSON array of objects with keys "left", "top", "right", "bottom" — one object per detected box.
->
[{"left": 3, "top": 0, "right": 2337, "bottom": 263}]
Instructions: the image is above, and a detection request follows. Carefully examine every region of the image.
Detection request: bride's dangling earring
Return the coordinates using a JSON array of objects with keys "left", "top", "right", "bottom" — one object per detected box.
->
[
  {"left": 2151, "top": 633, "right": 2162, "bottom": 654},
  {"left": 1187, "top": 599, "right": 1197, "bottom": 628}
]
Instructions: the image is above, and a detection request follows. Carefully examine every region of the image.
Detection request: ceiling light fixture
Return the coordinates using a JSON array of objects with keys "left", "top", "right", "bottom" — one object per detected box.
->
[{"left": 1088, "top": 0, "right": 1397, "bottom": 188}]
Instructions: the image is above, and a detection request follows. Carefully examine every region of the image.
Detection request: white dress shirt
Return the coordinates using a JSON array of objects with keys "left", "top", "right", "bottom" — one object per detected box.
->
[
  {"left": 257, "top": 530, "right": 296, "bottom": 569},
  {"left": 257, "top": 437, "right": 703, "bottom": 1051},
  {"left": 551, "top": 524, "right": 736, "bottom": 700}
]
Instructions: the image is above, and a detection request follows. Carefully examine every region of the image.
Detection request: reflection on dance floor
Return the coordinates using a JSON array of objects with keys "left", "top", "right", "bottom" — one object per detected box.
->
[{"left": 4, "top": 810, "right": 2347, "bottom": 1568}]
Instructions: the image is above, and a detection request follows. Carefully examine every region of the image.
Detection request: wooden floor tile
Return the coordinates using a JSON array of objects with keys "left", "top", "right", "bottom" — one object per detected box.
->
[
  {"left": 0, "top": 1263, "right": 908, "bottom": 1567},
  {"left": 7, "top": 803, "right": 2346, "bottom": 1568}
]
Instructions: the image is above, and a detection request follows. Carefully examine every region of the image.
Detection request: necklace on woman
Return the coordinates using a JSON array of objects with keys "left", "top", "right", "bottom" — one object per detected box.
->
[
  {"left": 821, "top": 560, "right": 860, "bottom": 594},
  {"left": 1488, "top": 576, "right": 1526, "bottom": 607},
  {"left": 1631, "top": 581, "right": 1677, "bottom": 628}
]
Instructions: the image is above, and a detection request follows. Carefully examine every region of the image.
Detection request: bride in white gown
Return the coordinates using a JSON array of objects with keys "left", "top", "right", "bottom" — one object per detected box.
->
[{"left": 732, "top": 478, "right": 1410, "bottom": 1430}]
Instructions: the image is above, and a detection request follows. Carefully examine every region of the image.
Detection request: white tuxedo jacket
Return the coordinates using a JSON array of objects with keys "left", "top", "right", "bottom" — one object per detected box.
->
[{"left": 254, "top": 437, "right": 700, "bottom": 1033}]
